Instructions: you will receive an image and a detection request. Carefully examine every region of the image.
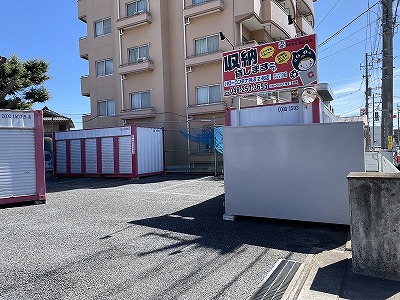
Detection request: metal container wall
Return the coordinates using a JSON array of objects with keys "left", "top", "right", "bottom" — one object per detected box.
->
[
  {"left": 54, "top": 126, "right": 164, "bottom": 178},
  {"left": 0, "top": 110, "right": 46, "bottom": 205}
]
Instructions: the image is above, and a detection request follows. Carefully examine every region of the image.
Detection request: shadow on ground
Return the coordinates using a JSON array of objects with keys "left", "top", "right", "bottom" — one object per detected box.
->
[
  {"left": 311, "top": 259, "right": 400, "bottom": 299},
  {"left": 45, "top": 174, "right": 209, "bottom": 193},
  {"left": 128, "top": 194, "right": 349, "bottom": 256}
]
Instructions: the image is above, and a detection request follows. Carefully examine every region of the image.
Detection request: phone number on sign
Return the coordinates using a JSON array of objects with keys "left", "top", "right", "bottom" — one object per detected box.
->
[{"left": 223, "top": 82, "right": 268, "bottom": 97}]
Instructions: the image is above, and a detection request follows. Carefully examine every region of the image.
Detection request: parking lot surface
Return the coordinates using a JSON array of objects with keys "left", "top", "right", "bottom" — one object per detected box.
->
[{"left": 0, "top": 175, "right": 349, "bottom": 300}]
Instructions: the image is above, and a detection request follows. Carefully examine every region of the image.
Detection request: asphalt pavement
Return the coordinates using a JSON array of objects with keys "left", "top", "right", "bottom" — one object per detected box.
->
[{"left": 0, "top": 175, "right": 350, "bottom": 300}]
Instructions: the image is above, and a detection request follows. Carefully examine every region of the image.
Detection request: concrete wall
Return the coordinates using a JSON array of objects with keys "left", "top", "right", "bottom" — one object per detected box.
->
[
  {"left": 224, "top": 122, "right": 365, "bottom": 224},
  {"left": 348, "top": 172, "right": 400, "bottom": 281}
]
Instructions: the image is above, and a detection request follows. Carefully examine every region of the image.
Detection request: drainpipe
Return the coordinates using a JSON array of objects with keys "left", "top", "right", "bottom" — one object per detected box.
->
[
  {"left": 182, "top": 0, "right": 190, "bottom": 162},
  {"left": 118, "top": 29, "right": 124, "bottom": 112},
  {"left": 117, "top": 0, "right": 121, "bottom": 20}
]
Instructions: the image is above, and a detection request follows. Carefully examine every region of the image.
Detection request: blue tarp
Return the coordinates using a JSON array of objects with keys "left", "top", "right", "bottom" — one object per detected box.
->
[{"left": 180, "top": 126, "right": 224, "bottom": 154}]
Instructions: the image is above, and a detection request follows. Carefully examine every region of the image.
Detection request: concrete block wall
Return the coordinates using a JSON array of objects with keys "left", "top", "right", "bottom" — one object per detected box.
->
[{"left": 348, "top": 172, "right": 400, "bottom": 281}]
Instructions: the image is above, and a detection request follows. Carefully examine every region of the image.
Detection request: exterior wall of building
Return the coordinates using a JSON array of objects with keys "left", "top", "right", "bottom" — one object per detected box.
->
[{"left": 78, "top": 0, "right": 316, "bottom": 169}]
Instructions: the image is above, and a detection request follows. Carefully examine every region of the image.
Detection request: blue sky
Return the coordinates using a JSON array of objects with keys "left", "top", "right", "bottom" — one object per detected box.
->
[{"left": 1, "top": 0, "right": 399, "bottom": 129}]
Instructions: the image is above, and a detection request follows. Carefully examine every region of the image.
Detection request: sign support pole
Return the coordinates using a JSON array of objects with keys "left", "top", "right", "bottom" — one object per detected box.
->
[{"left": 235, "top": 96, "right": 241, "bottom": 126}]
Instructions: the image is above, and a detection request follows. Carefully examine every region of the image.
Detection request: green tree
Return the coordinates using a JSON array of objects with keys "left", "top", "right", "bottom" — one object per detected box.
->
[{"left": 0, "top": 55, "right": 51, "bottom": 110}]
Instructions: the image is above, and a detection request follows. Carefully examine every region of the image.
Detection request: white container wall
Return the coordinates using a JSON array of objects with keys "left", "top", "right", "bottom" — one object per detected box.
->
[
  {"left": 54, "top": 126, "right": 164, "bottom": 178},
  {"left": 223, "top": 122, "right": 365, "bottom": 225},
  {"left": 0, "top": 110, "right": 46, "bottom": 205},
  {"left": 226, "top": 99, "right": 336, "bottom": 126}
]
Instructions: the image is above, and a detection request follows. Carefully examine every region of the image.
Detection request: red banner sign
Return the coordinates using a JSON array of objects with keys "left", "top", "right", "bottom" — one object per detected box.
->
[{"left": 222, "top": 34, "right": 318, "bottom": 97}]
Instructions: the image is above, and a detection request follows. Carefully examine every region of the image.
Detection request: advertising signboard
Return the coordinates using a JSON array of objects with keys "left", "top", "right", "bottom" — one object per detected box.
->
[{"left": 222, "top": 34, "right": 318, "bottom": 97}]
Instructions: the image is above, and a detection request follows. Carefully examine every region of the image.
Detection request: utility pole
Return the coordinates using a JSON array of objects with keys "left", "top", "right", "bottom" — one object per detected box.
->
[
  {"left": 381, "top": 0, "right": 394, "bottom": 149},
  {"left": 363, "top": 53, "right": 371, "bottom": 149}
]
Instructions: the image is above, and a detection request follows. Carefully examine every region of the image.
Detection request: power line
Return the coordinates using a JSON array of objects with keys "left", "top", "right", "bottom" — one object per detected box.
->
[
  {"left": 314, "top": 0, "right": 340, "bottom": 30},
  {"left": 318, "top": 1, "right": 380, "bottom": 48}
]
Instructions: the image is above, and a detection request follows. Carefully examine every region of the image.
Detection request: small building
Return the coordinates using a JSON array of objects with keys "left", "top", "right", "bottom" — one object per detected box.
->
[{"left": 42, "top": 106, "right": 75, "bottom": 137}]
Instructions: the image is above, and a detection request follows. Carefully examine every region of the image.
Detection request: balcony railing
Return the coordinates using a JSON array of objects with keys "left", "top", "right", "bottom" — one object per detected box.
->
[
  {"left": 118, "top": 59, "right": 154, "bottom": 75},
  {"left": 295, "top": 16, "right": 314, "bottom": 35},
  {"left": 117, "top": 11, "right": 152, "bottom": 30},
  {"left": 79, "top": 36, "right": 88, "bottom": 59},
  {"left": 188, "top": 102, "right": 225, "bottom": 116},
  {"left": 184, "top": 0, "right": 224, "bottom": 18},
  {"left": 77, "top": 0, "right": 87, "bottom": 23},
  {"left": 80, "top": 75, "right": 90, "bottom": 97},
  {"left": 120, "top": 107, "right": 156, "bottom": 119},
  {"left": 186, "top": 51, "right": 222, "bottom": 67},
  {"left": 262, "top": 0, "right": 296, "bottom": 39},
  {"left": 296, "top": 0, "right": 315, "bottom": 26}
]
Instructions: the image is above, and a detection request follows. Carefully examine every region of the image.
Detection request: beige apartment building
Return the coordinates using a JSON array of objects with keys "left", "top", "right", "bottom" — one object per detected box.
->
[{"left": 77, "top": 0, "right": 316, "bottom": 170}]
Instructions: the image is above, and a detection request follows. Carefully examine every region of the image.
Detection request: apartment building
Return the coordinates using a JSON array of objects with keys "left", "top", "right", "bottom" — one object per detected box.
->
[{"left": 77, "top": 0, "right": 316, "bottom": 170}]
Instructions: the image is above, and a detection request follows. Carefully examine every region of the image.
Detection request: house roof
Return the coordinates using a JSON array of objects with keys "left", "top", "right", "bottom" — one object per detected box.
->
[{"left": 42, "top": 106, "right": 75, "bottom": 128}]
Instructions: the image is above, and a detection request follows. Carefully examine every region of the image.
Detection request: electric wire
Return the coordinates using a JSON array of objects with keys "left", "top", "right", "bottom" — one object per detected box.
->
[
  {"left": 318, "top": 1, "right": 380, "bottom": 48},
  {"left": 314, "top": 0, "right": 340, "bottom": 30}
]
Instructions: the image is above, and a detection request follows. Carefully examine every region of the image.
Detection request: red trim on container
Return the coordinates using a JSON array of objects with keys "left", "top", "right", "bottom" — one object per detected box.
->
[
  {"left": 113, "top": 136, "right": 119, "bottom": 174},
  {"left": 96, "top": 137, "right": 102, "bottom": 173},
  {"left": 0, "top": 194, "right": 45, "bottom": 205},
  {"left": 66, "top": 139, "right": 71, "bottom": 174},
  {"left": 225, "top": 108, "right": 231, "bottom": 126},
  {"left": 81, "top": 138, "right": 86, "bottom": 174},
  {"left": 132, "top": 126, "right": 138, "bottom": 177},
  {"left": 312, "top": 98, "right": 321, "bottom": 123},
  {"left": 162, "top": 127, "right": 166, "bottom": 174},
  {"left": 56, "top": 173, "right": 136, "bottom": 179},
  {"left": 52, "top": 131, "right": 57, "bottom": 177},
  {"left": 34, "top": 111, "right": 46, "bottom": 199}
]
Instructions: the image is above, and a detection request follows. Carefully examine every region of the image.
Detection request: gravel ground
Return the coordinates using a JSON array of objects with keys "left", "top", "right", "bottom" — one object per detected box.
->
[{"left": 0, "top": 175, "right": 349, "bottom": 300}]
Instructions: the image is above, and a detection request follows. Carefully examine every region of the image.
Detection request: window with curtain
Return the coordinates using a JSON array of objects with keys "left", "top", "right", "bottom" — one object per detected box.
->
[
  {"left": 94, "top": 18, "right": 111, "bottom": 37},
  {"left": 194, "top": 34, "right": 219, "bottom": 55},
  {"left": 96, "top": 59, "right": 113, "bottom": 77},
  {"left": 128, "top": 45, "right": 149, "bottom": 64},
  {"left": 130, "top": 91, "right": 151, "bottom": 109},
  {"left": 196, "top": 84, "right": 221, "bottom": 105},
  {"left": 127, "top": 0, "right": 148, "bottom": 16},
  {"left": 97, "top": 100, "right": 115, "bottom": 116}
]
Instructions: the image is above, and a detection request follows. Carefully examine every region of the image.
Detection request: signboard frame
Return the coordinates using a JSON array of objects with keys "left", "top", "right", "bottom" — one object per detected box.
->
[{"left": 222, "top": 34, "right": 318, "bottom": 97}]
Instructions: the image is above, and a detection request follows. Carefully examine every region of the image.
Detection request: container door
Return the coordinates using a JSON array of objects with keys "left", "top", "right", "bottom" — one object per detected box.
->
[
  {"left": 118, "top": 136, "right": 132, "bottom": 174},
  {"left": 70, "top": 139, "right": 81, "bottom": 174},
  {"left": 101, "top": 137, "right": 114, "bottom": 173},
  {"left": 0, "top": 129, "right": 36, "bottom": 198},
  {"left": 56, "top": 140, "right": 67, "bottom": 174},
  {"left": 85, "top": 139, "right": 97, "bottom": 174}
]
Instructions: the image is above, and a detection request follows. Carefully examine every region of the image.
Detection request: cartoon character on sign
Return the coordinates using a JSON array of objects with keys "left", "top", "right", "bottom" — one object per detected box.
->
[{"left": 290, "top": 44, "right": 317, "bottom": 86}]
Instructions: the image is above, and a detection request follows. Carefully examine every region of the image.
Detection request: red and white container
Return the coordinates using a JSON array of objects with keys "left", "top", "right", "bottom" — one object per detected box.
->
[
  {"left": 0, "top": 110, "right": 46, "bottom": 205},
  {"left": 54, "top": 126, "right": 164, "bottom": 178}
]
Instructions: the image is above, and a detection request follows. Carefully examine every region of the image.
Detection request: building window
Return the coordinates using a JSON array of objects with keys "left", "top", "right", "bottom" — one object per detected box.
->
[
  {"left": 192, "top": 0, "right": 207, "bottom": 5},
  {"left": 128, "top": 45, "right": 149, "bottom": 64},
  {"left": 96, "top": 59, "right": 113, "bottom": 77},
  {"left": 97, "top": 100, "right": 116, "bottom": 116},
  {"left": 196, "top": 84, "right": 221, "bottom": 105},
  {"left": 130, "top": 91, "right": 151, "bottom": 109},
  {"left": 126, "top": 0, "right": 148, "bottom": 16},
  {"left": 94, "top": 18, "right": 111, "bottom": 37},
  {"left": 194, "top": 34, "right": 219, "bottom": 55}
]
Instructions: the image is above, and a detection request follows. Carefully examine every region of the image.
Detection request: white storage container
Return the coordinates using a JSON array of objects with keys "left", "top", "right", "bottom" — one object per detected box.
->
[
  {"left": 0, "top": 110, "right": 46, "bottom": 205},
  {"left": 54, "top": 126, "right": 164, "bottom": 178}
]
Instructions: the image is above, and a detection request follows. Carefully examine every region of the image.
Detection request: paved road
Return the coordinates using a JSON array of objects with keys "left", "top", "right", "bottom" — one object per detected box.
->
[{"left": 0, "top": 175, "right": 349, "bottom": 300}]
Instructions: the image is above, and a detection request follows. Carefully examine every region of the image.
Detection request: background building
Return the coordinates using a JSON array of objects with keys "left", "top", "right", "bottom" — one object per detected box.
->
[{"left": 77, "top": 0, "right": 316, "bottom": 171}]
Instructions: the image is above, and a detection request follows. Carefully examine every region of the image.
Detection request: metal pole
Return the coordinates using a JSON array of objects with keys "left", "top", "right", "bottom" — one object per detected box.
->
[
  {"left": 365, "top": 53, "right": 370, "bottom": 149},
  {"left": 398, "top": 104, "right": 399, "bottom": 147},
  {"left": 381, "top": 0, "right": 394, "bottom": 149},
  {"left": 213, "top": 117, "right": 217, "bottom": 177},
  {"left": 235, "top": 95, "right": 241, "bottom": 126},
  {"left": 372, "top": 94, "right": 375, "bottom": 150}
]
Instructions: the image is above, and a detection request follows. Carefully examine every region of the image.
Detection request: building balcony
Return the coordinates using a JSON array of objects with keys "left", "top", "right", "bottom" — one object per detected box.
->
[
  {"left": 296, "top": 0, "right": 315, "bottom": 27},
  {"left": 116, "top": 12, "right": 152, "bottom": 30},
  {"left": 234, "top": 0, "right": 262, "bottom": 20},
  {"left": 296, "top": 16, "right": 314, "bottom": 35},
  {"left": 80, "top": 75, "right": 90, "bottom": 97},
  {"left": 120, "top": 108, "right": 156, "bottom": 120},
  {"left": 186, "top": 51, "right": 222, "bottom": 67},
  {"left": 79, "top": 36, "right": 88, "bottom": 59},
  {"left": 188, "top": 102, "right": 225, "bottom": 116},
  {"left": 237, "top": 40, "right": 259, "bottom": 50},
  {"left": 184, "top": 0, "right": 224, "bottom": 19},
  {"left": 262, "top": 0, "right": 296, "bottom": 39},
  {"left": 77, "top": 0, "right": 87, "bottom": 23},
  {"left": 118, "top": 59, "right": 154, "bottom": 75}
]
